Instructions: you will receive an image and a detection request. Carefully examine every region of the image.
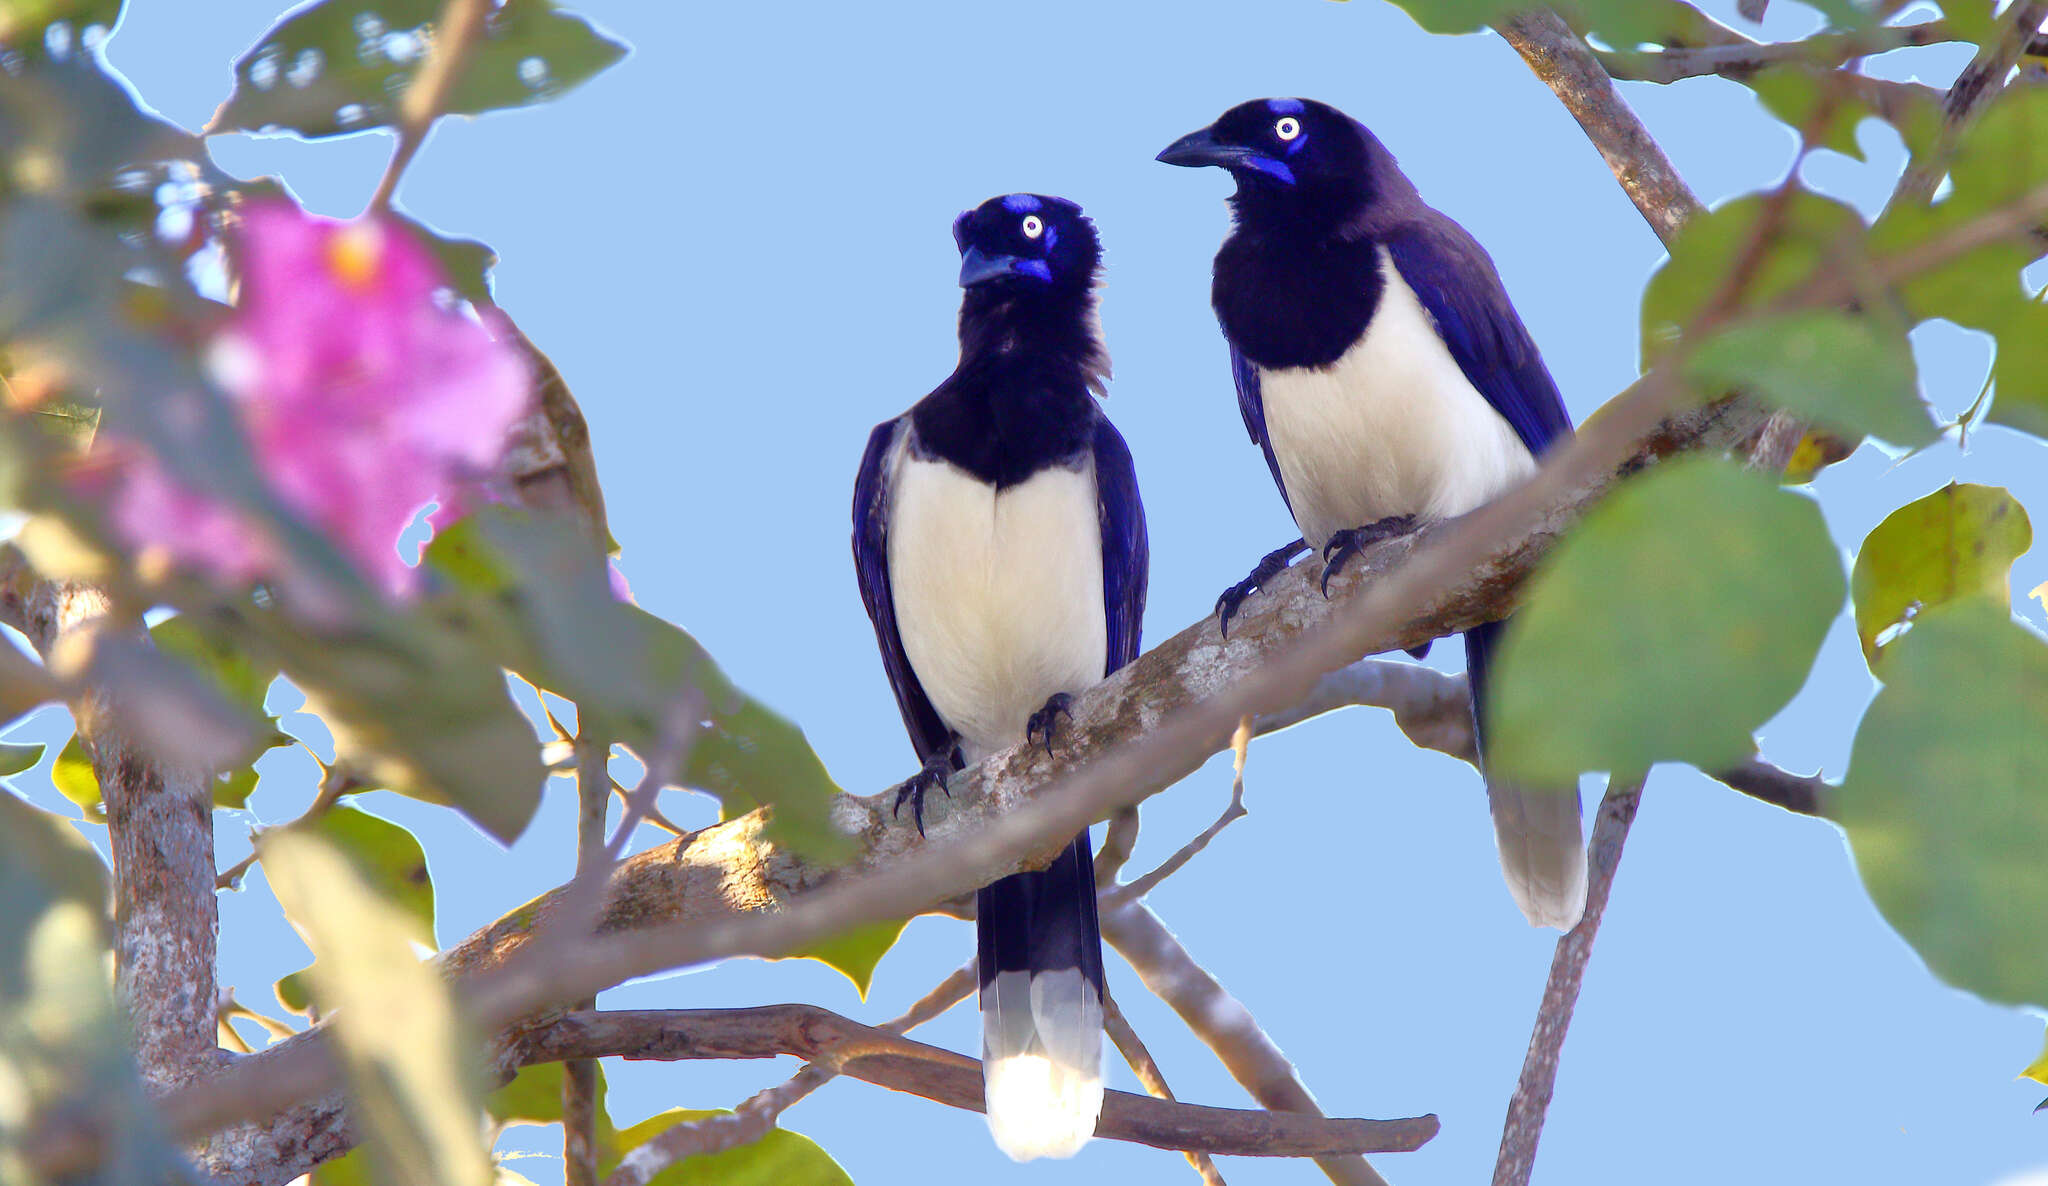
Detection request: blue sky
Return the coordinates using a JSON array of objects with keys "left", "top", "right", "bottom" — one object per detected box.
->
[{"left": 6, "top": 1, "right": 2048, "bottom": 1183}]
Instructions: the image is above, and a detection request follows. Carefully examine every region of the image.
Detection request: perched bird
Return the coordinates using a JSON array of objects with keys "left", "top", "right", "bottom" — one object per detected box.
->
[
  {"left": 1158, "top": 98, "right": 1586, "bottom": 930},
  {"left": 851, "top": 193, "right": 1147, "bottom": 1158}
]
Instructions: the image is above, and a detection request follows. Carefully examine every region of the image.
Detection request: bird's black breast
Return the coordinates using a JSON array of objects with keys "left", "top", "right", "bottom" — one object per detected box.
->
[
  {"left": 1213, "top": 229, "right": 1383, "bottom": 371},
  {"left": 908, "top": 368, "right": 1097, "bottom": 487}
]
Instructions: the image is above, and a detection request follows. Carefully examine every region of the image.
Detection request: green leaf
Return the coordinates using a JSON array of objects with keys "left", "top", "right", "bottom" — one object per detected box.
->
[
  {"left": 298, "top": 804, "right": 437, "bottom": 947},
  {"left": 1682, "top": 310, "right": 1937, "bottom": 448},
  {"left": 1745, "top": 64, "right": 1877, "bottom": 161},
  {"left": 488, "top": 1060, "right": 617, "bottom": 1148},
  {"left": 275, "top": 964, "right": 313, "bottom": 1016},
  {"left": 264, "top": 830, "right": 492, "bottom": 1186},
  {"left": 1489, "top": 458, "right": 1846, "bottom": 781},
  {"left": 390, "top": 211, "right": 498, "bottom": 307},
  {"left": 1641, "top": 191, "right": 1867, "bottom": 368},
  {"left": 1850, "top": 483, "right": 2032, "bottom": 666},
  {"left": 601, "top": 1109, "right": 855, "bottom": 1186},
  {"left": 778, "top": 918, "right": 908, "bottom": 999},
  {"left": 0, "top": 0, "right": 122, "bottom": 59},
  {"left": 1837, "top": 606, "right": 2048, "bottom": 1008},
  {"left": 1984, "top": 291, "right": 2048, "bottom": 439},
  {"left": 213, "top": 0, "right": 629, "bottom": 140},
  {"left": 151, "top": 614, "right": 280, "bottom": 719},
  {"left": 213, "top": 764, "right": 261, "bottom": 810},
  {"left": 0, "top": 742, "right": 43, "bottom": 777},
  {"left": 426, "top": 509, "right": 849, "bottom": 861},
  {"left": 309, "top": 1146, "right": 373, "bottom": 1186},
  {"left": 51, "top": 732, "right": 101, "bottom": 820}
]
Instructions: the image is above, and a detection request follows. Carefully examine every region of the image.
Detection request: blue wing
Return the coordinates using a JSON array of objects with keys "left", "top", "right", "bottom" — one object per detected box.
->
[
  {"left": 1229, "top": 344, "right": 1293, "bottom": 515},
  {"left": 852, "top": 418, "right": 954, "bottom": 766},
  {"left": 1092, "top": 416, "right": 1150, "bottom": 673},
  {"left": 1383, "top": 224, "right": 1574, "bottom": 457}
]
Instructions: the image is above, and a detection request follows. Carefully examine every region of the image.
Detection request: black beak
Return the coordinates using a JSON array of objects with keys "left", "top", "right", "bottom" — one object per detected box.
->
[
  {"left": 1157, "top": 126, "right": 1240, "bottom": 169},
  {"left": 959, "top": 245, "right": 1019, "bottom": 288}
]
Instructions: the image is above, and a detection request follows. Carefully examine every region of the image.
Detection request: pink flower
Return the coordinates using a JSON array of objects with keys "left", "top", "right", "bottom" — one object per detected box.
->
[{"left": 97, "top": 201, "right": 530, "bottom": 599}]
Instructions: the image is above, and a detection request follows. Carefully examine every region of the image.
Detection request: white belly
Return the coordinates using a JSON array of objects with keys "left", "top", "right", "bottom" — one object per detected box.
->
[
  {"left": 1258, "top": 246, "right": 1536, "bottom": 549},
  {"left": 887, "top": 450, "right": 1107, "bottom": 762}
]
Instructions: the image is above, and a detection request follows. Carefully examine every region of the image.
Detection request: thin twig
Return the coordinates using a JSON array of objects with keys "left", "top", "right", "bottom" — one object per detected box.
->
[
  {"left": 1108, "top": 718, "right": 1251, "bottom": 906},
  {"left": 1596, "top": 19, "right": 1956, "bottom": 84},
  {"left": 216, "top": 766, "right": 358, "bottom": 889},
  {"left": 1491, "top": 775, "right": 1646, "bottom": 1186},
  {"left": 1094, "top": 806, "right": 1142, "bottom": 887},
  {"left": 1103, "top": 991, "right": 1226, "bottom": 1186},
  {"left": 1100, "top": 900, "right": 1391, "bottom": 1186},
  {"left": 366, "top": 0, "right": 490, "bottom": 211},
  {"left": 564, "top": 727, "right": 610, "bottom": 1186}
]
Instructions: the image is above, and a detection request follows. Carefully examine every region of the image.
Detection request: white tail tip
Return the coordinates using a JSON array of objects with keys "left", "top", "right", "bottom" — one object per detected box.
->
[
  {"left": 1489, "top": 778, "right": 1589, "bottom": 932},
  {"left": 981, "top": 969, "right": 1103, "bottom": 1160},
  {"left": 984, "top": 1052, "right": 1104, "bottom": 1160}
]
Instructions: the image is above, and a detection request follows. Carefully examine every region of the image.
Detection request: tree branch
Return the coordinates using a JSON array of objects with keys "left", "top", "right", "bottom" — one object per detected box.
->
[
  {"left": 1491, "top": 775, "right": 1645, "bottom": 1186},
  {"left": 510, "top": 1007, "right": 1439, "bottom": 1160},
  {"left": 17, "top": 581, "right": 221, "bottom": 1094},
  {"left": 1892, "top": 1, "right": 2048, "bottom": 207},
  {"left": 1100, "top": 899, "right": 1391, "bottom": 1186},
  {"left": 1596, "top": 20, "right": 1959, "bottom": 84},
  {"left": 367, "top": 0, "right": 489, "bottom": 211},
  {"left": 1498, "top": 9, "right": 1705, "bottom": 245},
  {"left": 1102, "top": 991, "right": 1226, "bottom": 1186}
]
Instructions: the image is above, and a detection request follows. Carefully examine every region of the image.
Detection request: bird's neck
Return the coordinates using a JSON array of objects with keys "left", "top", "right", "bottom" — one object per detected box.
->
[
  {"left": 956, "top": 285, "right": 1111, "bottom": 397},
  {"left": 1229, "top": 176, "right": 1369, "bottom": 241}
]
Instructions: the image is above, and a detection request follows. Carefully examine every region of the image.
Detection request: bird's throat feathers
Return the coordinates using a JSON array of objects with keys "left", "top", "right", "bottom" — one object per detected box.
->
[{"left": 958, "top": 281, "right": 1112, "bottom": 400}]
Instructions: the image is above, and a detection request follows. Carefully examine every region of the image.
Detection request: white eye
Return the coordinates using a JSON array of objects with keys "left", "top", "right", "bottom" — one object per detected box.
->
[
  {"left": 1275, "top": 116, "right": 1301, "bottom": 141},
  {"left": 1021, "top": 214, "right": 1045, "bottom": 239}
]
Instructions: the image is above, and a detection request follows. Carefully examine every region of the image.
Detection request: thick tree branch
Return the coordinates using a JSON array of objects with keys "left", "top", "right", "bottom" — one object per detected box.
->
[
  {"left": 1498, "top": 9, "right": 1705, "bottom": 245},
  {"left": 513, "top": 1007, "right": 1439, "bottom": 1160},
  {"left": 1491, "top": 776, "right": 1645, "bottom": 1186},
  {"left": 16, "top": 581, "right": 220, "bottom": 1094}
]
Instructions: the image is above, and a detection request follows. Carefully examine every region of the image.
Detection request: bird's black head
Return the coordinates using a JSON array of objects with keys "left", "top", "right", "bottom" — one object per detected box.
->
[
  {"left": 951, "top": 193, "right": 1101, "bottom": 293},
  {"left": 1157, "top": 98, "right": 1380, "bottom": 220}
]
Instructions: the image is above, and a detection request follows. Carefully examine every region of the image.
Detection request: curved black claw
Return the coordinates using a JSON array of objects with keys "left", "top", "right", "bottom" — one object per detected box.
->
[
  {"left": 1026, "top": 692, "right": 1076, "bottom": 757},
  {"left": 1216, "top": 538, "right": 1310, "bottom": 639},
  {"left": 1320, "top": 515, "right": 1421, "bottom": 598},
  {"left": 890, "top": 752, "right": 954, "bottom": 837}
]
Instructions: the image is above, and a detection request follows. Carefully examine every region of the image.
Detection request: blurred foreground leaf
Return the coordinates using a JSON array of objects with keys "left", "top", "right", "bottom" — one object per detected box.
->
[
  {"left": 427, "top": 509, "right": 848, "bottom": 861},
  {"left": 0, "top": 792, "right": 195, "bottom": 1182},
  {"left": 265, "top": 830, "right": 491, "bottom": 1186},
  {"left": 1837, "top": 607, "right": 2048, "bottom": 1009},
  {"left": 1683, "top": 311, "right": 1937, "bottom": 448},
  {"left": 601, "top": 1109, "right": 854, "bottom": 1186},
  {"left": 1490, "top": 458, "right": 1846, "bottom": 781},
  {"left": 213, "top": 0, "right": 628, "bottom": 139},
  {"left": 1851, "top": 483, "right": 2031, "bottom": 667},
  {"left": 0, "top": 741, "right": 42, "bottom": 777},
  {"left": 0, "top": 0, "right": 122, "bottom": 58}
]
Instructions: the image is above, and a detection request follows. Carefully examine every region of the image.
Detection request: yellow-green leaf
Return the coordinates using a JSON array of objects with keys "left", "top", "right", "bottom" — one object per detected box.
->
[
  {"left": 601, "top": 1109, "right": 855, "bottom": 1186},
  {"left": 1850, "top": 483, "right": 2032, "bottom": 667},
  {"left": 295, "top": 804, "right": 437, "bottom": 948},
  {"left": 0, "top": 741, "right": 43, "bottom": 777},
  {"left": 51, "top": 732, "right": 101, "bottom": 820},
  {"left": 778, "top": 918, "right": 908, "bottom": 999},
  {"left": 264, "top": 831, "right": 491, "bottom": 1186}
]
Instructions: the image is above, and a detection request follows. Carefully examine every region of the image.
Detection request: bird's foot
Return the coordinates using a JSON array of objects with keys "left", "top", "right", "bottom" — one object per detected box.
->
[
  {"left": 1215, "top": 538, "right": 1311, "bottom": 639},
  {"left": 890, "top": 751, "right": 955, "bottom": 837},
  {"left": 1025, "top": 692, "right": 1076, "bottom": 757},
  {"left": 1320, "top": 515, "right": 1421, "bottom": 597}
]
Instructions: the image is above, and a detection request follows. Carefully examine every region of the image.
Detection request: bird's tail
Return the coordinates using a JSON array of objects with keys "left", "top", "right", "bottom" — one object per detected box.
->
[
  {"left": 1465, "top": 619, "right": 1588, "bottom": 931},
  {"left": 976, "top": 831, "right": 1105, "bottom": 1161}
]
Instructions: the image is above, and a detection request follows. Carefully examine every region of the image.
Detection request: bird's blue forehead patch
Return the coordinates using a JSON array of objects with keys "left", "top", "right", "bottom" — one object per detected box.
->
[
  {"left": 1265, "top": 98, "right": 1305, "bottom": 115},
  {"left": 1001, "top": 194, "right": 1043, "bottom": 213}
]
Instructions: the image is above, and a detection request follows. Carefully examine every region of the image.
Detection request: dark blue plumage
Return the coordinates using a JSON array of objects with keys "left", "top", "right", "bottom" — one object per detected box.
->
[
  {"left": 1161, "top": 98, "right": 1587, "bottom": 930},
  {"left": 851, "top": 193, "right": 1145, "bottom": 1158}
]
